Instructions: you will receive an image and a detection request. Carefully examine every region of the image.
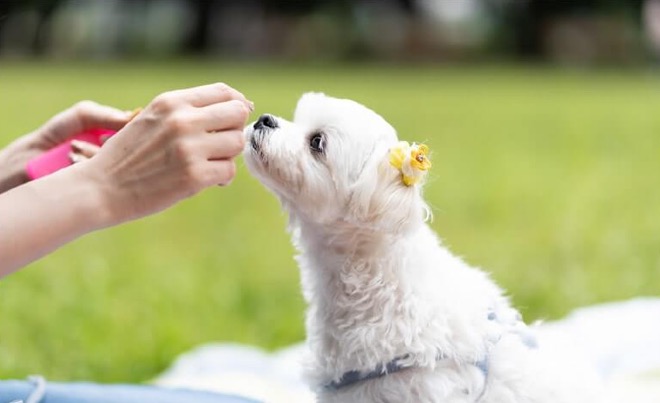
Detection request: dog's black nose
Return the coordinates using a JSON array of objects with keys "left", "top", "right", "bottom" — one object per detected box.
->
[{"left": 254, "top": 114, "right": 278, "bottom": 130}]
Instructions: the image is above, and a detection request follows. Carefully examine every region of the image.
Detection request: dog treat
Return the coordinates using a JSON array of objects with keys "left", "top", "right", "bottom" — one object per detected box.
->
[
  {"left": 25, "top": 108, "right": 142, "bottom": 180},
  {"left": 126, "top": 107, "right": 142, "bottom": 121}
]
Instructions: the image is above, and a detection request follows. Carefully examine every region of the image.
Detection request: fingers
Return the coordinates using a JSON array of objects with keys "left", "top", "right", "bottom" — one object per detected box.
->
[
  {"left": 69, "top": 140, "right": 101, "bottom": 164},
  {"left": 46, "top": 101, "right": 132, "bottom": 143},
  {"left": 155, "top": 83, "right": 253, "bottom": 110},
  {"left": 68, "top": 152, "right": 88, "bottom": 164},
  {"left": 199, "top": 159, "right": 237, "bottom": 187},
  {"left": 144, "top": 84, "right": 252, "bottom": 142},
  {"left": 182, "top": 129, "right": 245, "bottom": 161},
  {"left": 193, "top": 100, "right": 251, "bottom": 132},
  {"left": 75, "top": 101, "right": 133, "bottom": 131},
  {"left": 71, "top": 140, "right": 101, "bottom": 158}
]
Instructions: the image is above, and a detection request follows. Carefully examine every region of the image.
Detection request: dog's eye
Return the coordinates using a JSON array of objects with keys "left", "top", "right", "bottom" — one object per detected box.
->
[{"left": 309, "top": 132, "right": 325, "bottom": 153}]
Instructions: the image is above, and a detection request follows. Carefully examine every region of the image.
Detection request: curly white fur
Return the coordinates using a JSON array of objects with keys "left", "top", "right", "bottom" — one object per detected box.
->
[{"left": 244, "top": 93, "right": 602, "bottom": 403}]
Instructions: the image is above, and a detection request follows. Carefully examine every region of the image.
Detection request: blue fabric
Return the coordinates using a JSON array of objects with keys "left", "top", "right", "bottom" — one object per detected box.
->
[
  {"left": 324, "top": 354, "right": 412, "bottom": 390},
  {"left": 0, "top": 380, "right": 261, "bottom": 403},
  {"left": 326, "top": 309, "right": 537, "bottom": 391},
  {"left": 325, "top": 353, "right": 490, "bottom": 391}
]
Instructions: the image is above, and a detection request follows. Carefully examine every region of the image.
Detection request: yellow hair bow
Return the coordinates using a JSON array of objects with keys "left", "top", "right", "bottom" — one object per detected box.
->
[{"left": 389, "top": 141, "right": 431, "bottom": 186}]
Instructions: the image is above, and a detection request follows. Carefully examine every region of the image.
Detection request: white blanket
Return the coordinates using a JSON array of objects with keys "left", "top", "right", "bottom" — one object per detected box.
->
[{"left": 155, "top": 298, "right": 660, "bottom": 402}]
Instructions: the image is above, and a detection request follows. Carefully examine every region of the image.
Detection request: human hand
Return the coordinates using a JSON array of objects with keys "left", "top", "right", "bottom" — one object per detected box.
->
[
  {"left": 67, "top": 109, "right": 141, "bottom": 165},
  {"left": 0, "top": 83, "right": 251, "bottom": 275},
  {"left": 0, "top": 101, "right": 131, "bottom": 193},
  {"left": 74, "top": 82, "right": 252, "bottom": 227}
]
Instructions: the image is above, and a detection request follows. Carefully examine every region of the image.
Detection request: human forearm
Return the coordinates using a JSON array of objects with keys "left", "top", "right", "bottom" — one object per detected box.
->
[
  {"left": 0, "top": 83, "right": 251, "bottom": 278},
  {"left": 0, "top": 164, "right": 110, "bottom": 277},
  {"left": 0, "top": 136, "right": 33, "bottom": 193}
]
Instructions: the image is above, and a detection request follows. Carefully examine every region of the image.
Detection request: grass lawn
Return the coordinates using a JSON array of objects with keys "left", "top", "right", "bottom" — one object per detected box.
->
[{"left": 1, "top": 61, "right": 659, "bottom": 383}]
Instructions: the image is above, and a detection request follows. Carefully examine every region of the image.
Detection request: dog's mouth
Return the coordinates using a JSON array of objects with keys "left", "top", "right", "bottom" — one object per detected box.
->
[
  {"left": 246, "top": 127, "right": 269, "bottom": 164},
  {"left": 249, "top": 131, "right": 262, "bottom": 152}
]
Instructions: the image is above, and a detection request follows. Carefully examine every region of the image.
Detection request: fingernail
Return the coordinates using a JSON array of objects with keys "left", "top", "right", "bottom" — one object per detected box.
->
[
  {"left": 247, "top": 101, "right": 255, "bottom": 112},
  {"left": 70, "top": 140, "right": 83, "bottom": 153},
  {"left": 68, "top": 152, "right": 81, "bottom": 164}
]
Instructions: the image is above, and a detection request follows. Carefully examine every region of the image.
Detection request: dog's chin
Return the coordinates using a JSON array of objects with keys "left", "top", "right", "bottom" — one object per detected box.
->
[
  {"left": 244, "top": 149, "right": 269, "bottom": 186},
  {"left": 243, "top": 135, "right": 291, "bottom": 205}
]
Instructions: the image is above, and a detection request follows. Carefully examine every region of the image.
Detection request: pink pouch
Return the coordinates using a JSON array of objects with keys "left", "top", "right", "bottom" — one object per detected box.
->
[{"left": 25, "top": 128, "right": 116, "bottom": 180}]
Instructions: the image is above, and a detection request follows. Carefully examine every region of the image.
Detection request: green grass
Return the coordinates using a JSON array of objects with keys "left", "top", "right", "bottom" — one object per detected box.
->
[{"left": 1, "top": 61, "right": 659, "bottom": 383}]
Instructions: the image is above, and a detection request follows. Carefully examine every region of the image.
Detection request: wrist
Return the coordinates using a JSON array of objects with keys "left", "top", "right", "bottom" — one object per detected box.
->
[{"left": 61, "top": 163, "right": 118, "bottom": 231}]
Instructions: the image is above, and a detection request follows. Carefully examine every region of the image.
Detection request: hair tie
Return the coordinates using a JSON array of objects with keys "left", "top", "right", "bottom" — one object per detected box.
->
[{"left": 389, "top": 141, "right": 431, "bottom": 186}]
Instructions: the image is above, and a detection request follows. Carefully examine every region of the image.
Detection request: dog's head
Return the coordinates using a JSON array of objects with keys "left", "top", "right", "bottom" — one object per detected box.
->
[{"left": 244, "top": 93, "right": 430, "bottom": 233}]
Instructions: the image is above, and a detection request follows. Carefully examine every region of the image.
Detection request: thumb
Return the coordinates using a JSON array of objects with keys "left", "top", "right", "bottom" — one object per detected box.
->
[
  {"left": 78, "top": 102, "right": 134, "bottom": 132},
  {"left": 43, "top": 101, "right": 132, "bottom": 144}
]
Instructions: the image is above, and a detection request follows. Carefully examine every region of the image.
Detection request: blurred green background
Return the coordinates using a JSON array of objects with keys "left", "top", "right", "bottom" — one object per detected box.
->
[
  {"left": 1, "top": 0, "right": 660, "bottom": 385},
  {"left": 2, "top": 61, "right": 659, "bottom": 383}
]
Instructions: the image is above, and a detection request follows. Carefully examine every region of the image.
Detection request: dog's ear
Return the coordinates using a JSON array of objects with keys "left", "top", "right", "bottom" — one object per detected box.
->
[{"left": 348, "top": 141, "right": 431, "bottom": 232}]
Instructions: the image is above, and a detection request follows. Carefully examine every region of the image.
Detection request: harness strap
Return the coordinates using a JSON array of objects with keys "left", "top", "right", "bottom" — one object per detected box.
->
[
  {"left": 324, "top": 354, "right": 412, "bottom": 391},
  {"left": 323, "top": 309, "right": 537, "bottom": 399},
  {"left": 324, "top": 353, "right": 489, "bottom": 392}
]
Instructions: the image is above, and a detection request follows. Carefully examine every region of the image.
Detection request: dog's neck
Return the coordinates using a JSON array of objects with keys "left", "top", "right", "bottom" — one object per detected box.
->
[{"left": 292, "top": 216, "right": 464, "bottom": 383}]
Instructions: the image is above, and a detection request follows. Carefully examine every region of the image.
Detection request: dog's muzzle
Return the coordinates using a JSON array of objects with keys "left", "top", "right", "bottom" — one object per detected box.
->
[{"left": 249, "top": 114, "right": 277, "bottom": 153}]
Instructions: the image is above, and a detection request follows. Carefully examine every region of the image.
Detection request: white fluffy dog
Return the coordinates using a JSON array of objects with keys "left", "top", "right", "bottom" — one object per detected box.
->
[{"left": 243, "top": 93, "right": 602, "bottom": 403}]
